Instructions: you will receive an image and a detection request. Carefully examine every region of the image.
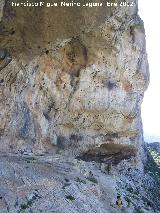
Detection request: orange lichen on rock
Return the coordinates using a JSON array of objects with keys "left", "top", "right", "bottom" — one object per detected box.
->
[
  {"left": 38, "top": 55, "right": 55, "bottom": 79},
  {"left": 122, "top": 80, "right": 133, "bottom": 92}
]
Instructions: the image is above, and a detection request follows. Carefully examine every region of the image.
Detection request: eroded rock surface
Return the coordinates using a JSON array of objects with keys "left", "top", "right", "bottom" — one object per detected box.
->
[
  {"left": 0, "top": 0, "right": 149, "bottom": 156},
  {"left": 0, "top": 0, "right": 157, "bottom": 212},
  {"left": 0, "top": 150, "right": 159, "bottom": 213}
]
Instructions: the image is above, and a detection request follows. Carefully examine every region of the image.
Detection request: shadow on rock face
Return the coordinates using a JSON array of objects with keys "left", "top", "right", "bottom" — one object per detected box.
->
[
  {"left": 62, "top": 37, "right": 88, "bottom": 77},
  {"left": 16, "top": 103, "right": 36, "bottom": 144},
  {"left": 0, "top": 0, "right": 113, "bottom": 58},
  {"left": 76, "top": 143, "right": 137, "bottom": 165},
  {"left": 0, "top": 49, "right": 12, "bottom": 71}
]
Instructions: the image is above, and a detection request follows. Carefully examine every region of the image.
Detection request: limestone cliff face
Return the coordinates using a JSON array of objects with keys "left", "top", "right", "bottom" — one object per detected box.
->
[
  {"left": 0, "top": 0, "right": 149, "bottom": 157},
  {"left": 2, "top": 1, "right": 160, "bottom": 213}
]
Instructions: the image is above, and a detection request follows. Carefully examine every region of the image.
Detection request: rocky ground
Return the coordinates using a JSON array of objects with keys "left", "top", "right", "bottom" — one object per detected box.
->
[{"left": 0, "top": 142, "right": 159, "bottom": 213}]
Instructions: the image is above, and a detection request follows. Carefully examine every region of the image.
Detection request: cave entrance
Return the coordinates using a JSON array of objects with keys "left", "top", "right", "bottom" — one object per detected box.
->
[{"left": 76, "top": 144, "right": 137, "bottom": 165}]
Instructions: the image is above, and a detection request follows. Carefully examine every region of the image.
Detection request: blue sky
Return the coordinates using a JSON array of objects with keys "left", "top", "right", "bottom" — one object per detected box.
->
[{"left": 139, "top": 0, "right": 160, "bottom": 142}]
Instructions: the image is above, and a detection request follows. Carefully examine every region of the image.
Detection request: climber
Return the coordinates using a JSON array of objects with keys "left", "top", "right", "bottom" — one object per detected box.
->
[
  {"left": 116, "top": 194, "right": 123, "bottom": 209},
  {"left": 0, "top": 49, "right": 12, "bottom": 71}
]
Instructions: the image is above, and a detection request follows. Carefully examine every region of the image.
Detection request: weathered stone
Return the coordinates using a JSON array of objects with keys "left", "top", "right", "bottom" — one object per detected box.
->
[
  {"left": 0, "top": 0, "right": 158, "bottom": 212},
  {"left": 0, "top": 0, "right": 149, "bottom": 155},
  {"left": 0, "top": 49, "right": 12, "bottom": 71}
]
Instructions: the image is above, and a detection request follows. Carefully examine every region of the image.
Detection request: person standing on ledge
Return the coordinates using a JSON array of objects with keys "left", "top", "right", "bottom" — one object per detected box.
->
[{"left": 116, "top": 195, "right": 123, "bottom": 209}]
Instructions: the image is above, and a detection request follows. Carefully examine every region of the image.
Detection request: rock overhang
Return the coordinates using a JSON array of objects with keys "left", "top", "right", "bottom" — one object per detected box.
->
[{"left": 0, "top": 0, "right": 149, "bottom": 159}]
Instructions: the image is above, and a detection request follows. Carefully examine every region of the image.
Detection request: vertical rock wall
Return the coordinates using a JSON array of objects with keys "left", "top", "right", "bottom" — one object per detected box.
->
[{"left": 0, "top": 0, "right": 149, "bottom": 157}]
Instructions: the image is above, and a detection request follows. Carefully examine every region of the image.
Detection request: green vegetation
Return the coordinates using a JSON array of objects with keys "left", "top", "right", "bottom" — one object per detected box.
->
[
  {"left": 20, "top": 203, "right": 29, "bottom": 210},
  {"left": 145, "top": 150, "right": 160, "bottom": 182},
  {"left": 65, "top": 195, "right": 75, "bottom": 201},
  {"left": 143, "top": 148, "right": 160, "bottom": 211},
  {"left": 125, "top": 196, "right": 132, "bottom": 208},
  {"left": 75, "top": 177, "right": 86, "bottom": 184},
  {"left": 134, "top": 208, "right": 143, "bottom": 213},
  {"left": 126, "top": 186, "right": 134, "bottom": 193},
  {"left": 20, "top": 200, "right": 33, "bottom": 211},
  {"left": 25, "top": 157, "right": 36, "bottom": 164},
  {"left": 150, "top": 150, "right": 160, "bottom": 166},
  {"left": 87, "top": 176, "right": 98, "bottom": 184}
]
